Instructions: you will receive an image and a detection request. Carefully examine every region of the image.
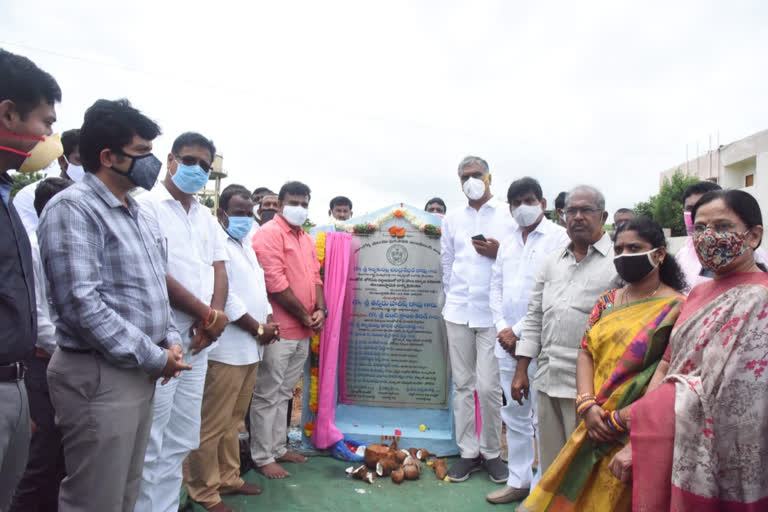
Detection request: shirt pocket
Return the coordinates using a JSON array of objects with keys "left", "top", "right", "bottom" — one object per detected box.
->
[{"left": 571, "top": 278, "right": 599, "bottom": 314}]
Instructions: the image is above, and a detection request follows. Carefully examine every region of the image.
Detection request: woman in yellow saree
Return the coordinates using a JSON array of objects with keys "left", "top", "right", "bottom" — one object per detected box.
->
[{"left": 518, "top": 217, "right": 686, "bottom": 512}]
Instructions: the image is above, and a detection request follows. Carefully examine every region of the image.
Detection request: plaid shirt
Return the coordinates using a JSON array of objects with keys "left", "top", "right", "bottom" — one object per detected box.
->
[{"left": 38, "top": 173, "right": 180, "bottom": 375}]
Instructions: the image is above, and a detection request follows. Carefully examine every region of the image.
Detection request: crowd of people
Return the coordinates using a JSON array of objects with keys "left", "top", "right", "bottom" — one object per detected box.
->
[{"left": 1, "top": 48, "right": 767, "bottom": 512}]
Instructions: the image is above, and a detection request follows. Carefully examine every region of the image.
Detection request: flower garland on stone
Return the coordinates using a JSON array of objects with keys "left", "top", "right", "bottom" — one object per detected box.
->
[
  {"left": 305, "top": 232, "right": 326, "bottom": 438},
  {"left": 329, "top": 206, "right": 441, "bottom": 237}
]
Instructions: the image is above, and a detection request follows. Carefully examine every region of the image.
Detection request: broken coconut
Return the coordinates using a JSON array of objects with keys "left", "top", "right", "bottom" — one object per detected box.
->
[
  {"left": 376, "top": 455, "right": 399, "bottom": 477},
  {"left": 416, "top": 448, "right": 433, "bottom": 461},
  {"left": 394, "top": 449, "right": 410, "bottom": 464},
  {"left": 432, "top": 458, "right": 448, "bottom": 480},
  {"left": 391, "top": 468, "right": 405, "bottom": 484},
  {"left": 403, "top": 464, "right": 420, "bottom": 480},
  {"left": 364, "top": 444, "right": 392, "bottom": 469}
]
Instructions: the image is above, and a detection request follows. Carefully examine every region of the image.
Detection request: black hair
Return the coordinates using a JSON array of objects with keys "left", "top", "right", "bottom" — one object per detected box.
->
[
  {"left": 682, "top": 181, "right": 721, "bottom": 204},
  {"left": 329, "top": 196, "right": 352, "bottom": 210},
  {"left": 615, "top": 216, "right": 688, "bottom": 292},
  {"left": 278, "top": 181, "right": 311, "bottom": 202},
  {"left": 0, "top": 49, "right": 61, "bottom": 118},
  {"left": 61, "top": 129, "right": 80, "bottom": 158},
  {"left": 171, "top": 132, "right": 216, "bottom": 162},
  {"left": 555, "top": 191, "right": 567, "bottom": 209},
  {"left": 219, "top": 184, "right": 251, "bottom": 212},
  {"left": 252, "top": 187, "right": 273, "bottom": 198},
  {"left": 507, "top": 177, "right": 543, "bottom": 203},
  {"left": 34, "top": 176, "right": 72, "bottom": 216},
  {"left": 424, "top": 197, "right": 446, "bottom": 213},
  {"left": 692, "top": 189, "right": 763, "bottom": 248},
  {"left": 615, "top": 208, "right": 635, "bottom": 216},
  {"left": 79, "top": 99, "right": 161, "bottom": 173}
]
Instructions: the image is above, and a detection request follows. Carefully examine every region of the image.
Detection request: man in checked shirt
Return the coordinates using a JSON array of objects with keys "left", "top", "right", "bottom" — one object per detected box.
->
[{"left": 38, "top": 99, "right": 191, "bottom": 512}]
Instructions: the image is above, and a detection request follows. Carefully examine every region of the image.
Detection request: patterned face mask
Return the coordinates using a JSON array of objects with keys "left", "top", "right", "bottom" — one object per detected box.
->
[{"left": 692, "top": 228, "right": 749, "bottom": 271}]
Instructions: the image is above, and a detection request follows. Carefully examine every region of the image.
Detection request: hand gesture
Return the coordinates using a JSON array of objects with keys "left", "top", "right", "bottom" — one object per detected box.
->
[
  {"left": 471, "top": 237, "right": 500, "bottom": 259},
  {"left": 309, "top": 309, "right": 326, "bottom": 332},
  {"left": 509, "top": 371, "right": 529, "bottom": 406},
  {"left": 258, "top": 322, "right": 281, "bottom": 345},
  {"left": 497, "top": 328, "right": 518, "bottom": 356},
  {"left": 160, "top": 344, "right": 192, "bottom": 385},
  {"left": 190, "top": 323, "right": 214, "bottom": 354},
  {"left": 584, "top": 405, "right": 617, "bottom": 442},
  {"left": 204, "top": 309, "right": 229, "bottom": 339},
  {"left": 609, "top": 442, "right": 633, "bottom": 483}
]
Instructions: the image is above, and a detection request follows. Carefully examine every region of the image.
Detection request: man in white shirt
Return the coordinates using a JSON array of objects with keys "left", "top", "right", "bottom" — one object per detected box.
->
[
  {"left": 9, "top": 177, "right": 72, "bottom": 511},
  {"left": 440, "top": 155, "right": 516, "bottom": 483},
  {"left": 12, "top": 128, "right": 84, "bottom": 234},
  {"left": 512, "top": 185, "right": 620, "bottom": 475},
  {"left": 183, "top": 185, "right": 279, "bottom": 512},
  {"left": 136, "top": 132, "right": 230, "bottom": 512},
  {"left": 486, "top": 178, "right": 569, "bottom": 505}
]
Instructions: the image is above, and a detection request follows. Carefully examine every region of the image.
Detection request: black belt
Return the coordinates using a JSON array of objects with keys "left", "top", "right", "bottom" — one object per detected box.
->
[
  {"left": 59, "top": 346, "right": 96, "bottom": 355},
  {"left": 0, "top": 362, "right": 24, "bottom": 381}
]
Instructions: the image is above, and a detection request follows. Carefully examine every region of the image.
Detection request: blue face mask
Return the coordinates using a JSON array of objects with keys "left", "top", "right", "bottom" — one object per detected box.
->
[
  {"left": 171, "top": 162, "right": 209, "bottom": 194},
  {"left": 224, "top": 214, "right": 254, "bottom": 240}
]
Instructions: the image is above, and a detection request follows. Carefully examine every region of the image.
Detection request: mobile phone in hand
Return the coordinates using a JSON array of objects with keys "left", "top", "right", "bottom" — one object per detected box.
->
[{"left": 472, "top": 234, "right": 487, "bottom": 242}]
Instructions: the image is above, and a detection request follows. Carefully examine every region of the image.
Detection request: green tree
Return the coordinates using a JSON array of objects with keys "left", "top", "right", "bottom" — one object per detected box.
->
[
  {"left": 634, "top": 171, "right": 700, "bottom": 236},
  {"left": 10, "top": 172, "right": 45, "bottom": 199}
]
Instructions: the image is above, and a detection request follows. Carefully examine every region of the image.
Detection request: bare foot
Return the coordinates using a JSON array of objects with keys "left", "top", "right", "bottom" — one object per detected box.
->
[
  {"left": 258, "top": 461, "right": 290, "bottom": 479},
  {"left": 276, "top": 451, "right": 308, "bottom": 463}
]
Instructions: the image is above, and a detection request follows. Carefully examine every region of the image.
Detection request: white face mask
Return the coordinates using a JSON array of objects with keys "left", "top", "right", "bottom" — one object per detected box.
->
[
  {"left": 511, "top": 203, "right": 543, "bottom": 227},
  {"left": 462, "top": 177, "right": 486, "bottom": 200},
  {"left": 65, "top": 163, "right": 85, "bottom": 182},
  {"left": 252, "top": 205, "right": 261, "bottom": 221},
  {"left": 282, "top": 205, "right": 308, "bottom": 226}
]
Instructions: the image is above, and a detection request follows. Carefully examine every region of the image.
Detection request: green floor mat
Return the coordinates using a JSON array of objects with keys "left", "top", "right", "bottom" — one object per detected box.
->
[{"left": 182, "top": 455, "right": 525, "bottom": 511}]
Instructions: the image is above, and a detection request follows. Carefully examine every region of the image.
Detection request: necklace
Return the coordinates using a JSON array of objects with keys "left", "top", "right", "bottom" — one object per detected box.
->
[{"left": 621, "top": 280, "right": 661, "bottom": 305}]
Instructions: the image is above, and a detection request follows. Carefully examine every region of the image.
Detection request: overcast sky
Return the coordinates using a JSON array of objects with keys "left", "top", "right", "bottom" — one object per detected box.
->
[{"left": 3, "top": 0, "right": 767, "bottom": 222}]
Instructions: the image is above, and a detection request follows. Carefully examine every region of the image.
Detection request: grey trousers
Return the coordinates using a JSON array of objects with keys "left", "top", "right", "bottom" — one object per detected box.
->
[
  {"left": 0, "top": 379, "right": 30, "bottom": 510},
  {"left": 536, "top": 391, "right": 578, "bottom": 475},
  {"left": 249, "top": 338, "right": 309, "bottom": 466},
  {"left": 47, "top": 349, "right": 156, "bottom": 512}
]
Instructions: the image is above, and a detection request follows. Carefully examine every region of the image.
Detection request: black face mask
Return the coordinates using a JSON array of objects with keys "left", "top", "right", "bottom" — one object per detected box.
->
[
  {"left": 613, "top": 249, "right": 658, "bottom": 283},
  {"left": 260, "top": 209, "right": 278, "bottom": 223},
  {"left": 108, "top": 151, "right": 162, "bottom": 190}
]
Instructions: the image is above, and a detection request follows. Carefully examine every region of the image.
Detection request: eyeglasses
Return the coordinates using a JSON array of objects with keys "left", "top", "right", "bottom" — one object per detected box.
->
[
  {"left": 174, "top": 155, "right": 212, "bottom": 173},
  {"left": 565, "top": 206, "right": 601, "bottom": 217},
  {"left": 693, "top": 222, "right": 739, "bottom": 234}
]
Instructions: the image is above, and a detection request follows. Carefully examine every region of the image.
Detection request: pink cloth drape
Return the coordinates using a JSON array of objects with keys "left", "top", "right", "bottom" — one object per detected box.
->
[{"left": 311, "top": 232, "right": 351, "bottom": 449}]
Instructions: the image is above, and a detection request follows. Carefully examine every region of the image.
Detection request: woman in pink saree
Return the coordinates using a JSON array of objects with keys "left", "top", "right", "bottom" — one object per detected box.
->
[{"left": 620, "top": 190, "right": 768, "bottom": 511}]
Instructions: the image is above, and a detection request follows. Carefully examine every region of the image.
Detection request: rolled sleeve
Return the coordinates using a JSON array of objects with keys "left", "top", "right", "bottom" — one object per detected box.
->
[
  {"left": 516, "top": 259, "right": 546, "bottom": 359},
  {"left": 252, "top": 229, "right": 290, "bottom": 293},
  {"left": 40, "top": 199, "right": 167, "bottom": 375}
]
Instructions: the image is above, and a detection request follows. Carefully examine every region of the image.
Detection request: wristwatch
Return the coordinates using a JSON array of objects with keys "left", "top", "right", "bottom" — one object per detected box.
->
[
  {"left": 315, "top": 307, "right": 328, "bottom": 317},
  {"left": 257, "top": 323, "right": 265, "bottom": 337}
]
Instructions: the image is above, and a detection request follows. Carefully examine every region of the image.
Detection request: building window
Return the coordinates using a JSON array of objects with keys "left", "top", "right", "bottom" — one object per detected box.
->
[{"left": 746, "top": 174, "right": 754, "bottom": 187}]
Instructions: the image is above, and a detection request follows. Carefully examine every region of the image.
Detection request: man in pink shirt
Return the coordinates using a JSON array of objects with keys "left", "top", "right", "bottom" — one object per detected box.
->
[{"left": 250, "top": 181, "right": 325, "bottom": 479}]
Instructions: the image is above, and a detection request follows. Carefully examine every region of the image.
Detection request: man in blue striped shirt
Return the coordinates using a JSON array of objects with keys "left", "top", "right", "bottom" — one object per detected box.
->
[{"left": 38, "top": 98, "right": 191, "bottom": 512}]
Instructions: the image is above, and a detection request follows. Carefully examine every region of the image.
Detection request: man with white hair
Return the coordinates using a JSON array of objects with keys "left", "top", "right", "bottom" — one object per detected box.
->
[
  {"left": 511, "top": 185, "right": 620, "bottom": 475},
  {"left": 441, "top": 156, "right": 516, "bottom": 484}
]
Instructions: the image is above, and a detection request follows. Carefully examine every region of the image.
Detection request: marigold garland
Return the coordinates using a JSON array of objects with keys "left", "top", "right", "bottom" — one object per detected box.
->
[
  {"left": 328, "top": 206, "right": 441, "bottom": 237},
  {"left": 307, "top": 234, "right": 325, "bottom": 427}
]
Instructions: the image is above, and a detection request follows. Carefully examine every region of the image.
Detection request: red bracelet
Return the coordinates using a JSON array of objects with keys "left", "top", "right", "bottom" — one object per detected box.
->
[{"left": 203, "top": 307, "right": 214, "bottom": 328}]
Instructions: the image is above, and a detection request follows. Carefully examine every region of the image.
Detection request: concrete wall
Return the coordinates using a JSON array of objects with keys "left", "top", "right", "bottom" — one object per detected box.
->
[{"left": 659, "top": 128, "right": 768, "bottom": 248}]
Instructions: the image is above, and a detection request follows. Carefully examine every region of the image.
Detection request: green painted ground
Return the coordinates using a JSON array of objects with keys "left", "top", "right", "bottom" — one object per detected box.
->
[{"left": 182, "top": 455, "right": 524, "bottom": 512}]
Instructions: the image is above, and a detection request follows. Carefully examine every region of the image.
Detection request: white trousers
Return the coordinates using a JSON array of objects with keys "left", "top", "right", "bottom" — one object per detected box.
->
[
  {"left": 445, "top": 321, "right": 502, "bottom": 459},
  {"left": 498, "top": 356, "right": 540, "bottom": 488},
  {"left": 135, "top": 330, "right": 209, "bottom": 512},
  {"left": 249, "top": 338, "right": 309, "bottom": 466}
]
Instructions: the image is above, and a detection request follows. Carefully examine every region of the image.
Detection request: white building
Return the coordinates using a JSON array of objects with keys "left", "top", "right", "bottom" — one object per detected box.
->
[{"left": 660, "top": 128, "right": 768, "bottom": 247}]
